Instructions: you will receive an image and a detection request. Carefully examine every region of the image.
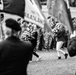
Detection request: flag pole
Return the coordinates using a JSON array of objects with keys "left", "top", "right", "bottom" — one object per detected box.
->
[
  {"left": 0, "top": 13, "right": 2, "bottom": 41},
  {"left": 0, "top": 0, "right": 4, "bottom": 41},
  {"left": 0, "top": 13, "right": 4, "bottom": 41}
]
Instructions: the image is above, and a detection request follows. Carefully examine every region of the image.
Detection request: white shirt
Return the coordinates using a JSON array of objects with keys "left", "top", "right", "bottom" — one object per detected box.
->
[{"left": 70, "top": 30, "right": 76, "bottom": 38}]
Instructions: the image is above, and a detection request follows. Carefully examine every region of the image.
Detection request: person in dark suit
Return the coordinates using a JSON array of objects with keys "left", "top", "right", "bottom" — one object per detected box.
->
[{"left": 0, "top": 18, "right": 33, "bottom": 75}]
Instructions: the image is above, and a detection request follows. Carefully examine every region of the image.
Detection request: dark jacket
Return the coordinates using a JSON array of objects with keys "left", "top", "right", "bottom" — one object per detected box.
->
[
  {"left": 0, "top": 36, "right": 33, "bottom": 75},
  {"left": 67, "top": 37, "right": 76, "bottom": 57},
  {"left": 56, "top": 29, "right": 66, "bottom": 42}
]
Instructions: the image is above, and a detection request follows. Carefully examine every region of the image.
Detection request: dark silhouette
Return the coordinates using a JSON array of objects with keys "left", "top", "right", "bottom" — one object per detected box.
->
[{"left": 0, "top": 18, "right": 33, "bottom": 75}]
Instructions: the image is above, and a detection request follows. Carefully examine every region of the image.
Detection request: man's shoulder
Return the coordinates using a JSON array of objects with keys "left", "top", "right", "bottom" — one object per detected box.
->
[
  {"left": 0, "top": 40, "right": 7, "bottom": 45},
  {"left": 21, "top": 40, "right": 32, "bottom": 47},
  {"left": 21, "top": 41, "right": 33, "bottom": 52},
  {"left": 0, "top": 40, "right": 8, "bottom": 49},
  {"left": 0, "top": 39, "right": 32, "bottom": 46},
  {"left": 23, "top": 41, "right": 32, "bottom": 45}
]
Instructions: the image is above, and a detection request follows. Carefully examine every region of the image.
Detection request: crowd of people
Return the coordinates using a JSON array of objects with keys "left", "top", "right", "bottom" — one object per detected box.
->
[
  {"left": 0, "top": 12, "right": 76, "bottom": 74},
  {"left": 0, "top": 14, "right": 73, "bottom": 52},
  {"left": 1, "top": 14, "right": 76, "bottom": 53},
  {"left": 14, "top": 18, "right": 54, "bottom": 51},
  {"left": 0, "top": 14, "right": 56, "bottom": 75}
]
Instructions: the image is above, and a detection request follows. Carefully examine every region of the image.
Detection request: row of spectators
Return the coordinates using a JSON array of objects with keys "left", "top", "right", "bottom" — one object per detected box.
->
[
  {"left": 19, "top": 16, "right": 76, "bottom": 51},
  {"left": 19, "top": 15, "right": 71, "bottom": 51},
  {"left": 0, "top": 14, "right": 52, "bottom": 51},
  {"left": 1, "top": 14, "right": 76, "bottom": 51},
  {"left": 19, "top": 20, "right": 52, "bottom": 51},
  {"left": 16, "top": 18, "right": 57, "bottom": 51}
]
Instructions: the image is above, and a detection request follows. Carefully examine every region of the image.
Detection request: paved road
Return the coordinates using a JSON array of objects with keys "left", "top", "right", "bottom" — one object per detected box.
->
[{"left": 27, "top": 50, "right": 76, "bottom": 75}]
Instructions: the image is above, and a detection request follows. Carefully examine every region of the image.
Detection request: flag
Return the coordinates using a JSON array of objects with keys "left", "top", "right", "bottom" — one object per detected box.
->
[
  {"left": 47, "top": 0, "right": 73, "bottom": 33},
  {"left": 25, "top": 0, "right": 44, "bottom": 28},
  {"left": 35, "top": 0, "right": 42, "bottom": 9},
  {"left": 1, "top": 0, "right": 25, "bottom": 18},
  {"left": 0, "top": 0, "right": 3, "bottom": 10}
]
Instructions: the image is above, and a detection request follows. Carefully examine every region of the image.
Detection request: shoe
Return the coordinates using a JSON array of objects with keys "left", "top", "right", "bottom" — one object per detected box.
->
[
  {"left": 37, "top": 56, "right": 41, "bottom": 61},
  {"left": 64, "top": 53, "right": 68, "bottom": 59},
  {"left": 58, "top": 56, "right": 61, "bottom": 59}
]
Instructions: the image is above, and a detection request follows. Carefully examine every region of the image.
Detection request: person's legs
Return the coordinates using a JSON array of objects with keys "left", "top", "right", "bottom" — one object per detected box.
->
[
  {"left": 33, "top": 51, "right": 41, "bottom": 61},
  {"left": 29, "top": 52, "right": 33, "bottom": 62},
  {"left": 33, "top": 51, "right": 39, "bottom": 58},
  {"left": 56, "top": 41, "right": 68, "bottom": 59},
  {"left": 29, "top": 51, "right": 40, "bottom": 62}
]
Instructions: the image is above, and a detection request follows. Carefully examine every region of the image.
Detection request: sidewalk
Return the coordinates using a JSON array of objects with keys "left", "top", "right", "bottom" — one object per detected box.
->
[{"left": 28, "top": 50, "right": 76, "bottom": 75}]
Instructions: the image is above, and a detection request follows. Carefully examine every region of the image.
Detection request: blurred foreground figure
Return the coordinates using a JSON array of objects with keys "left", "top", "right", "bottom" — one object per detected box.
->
[
  {"left": 67, "top": 30, "right": 76, "bottom": 75},
  {"left": 0, "top": 18, "right": 33, "bottom": 75},
  {"left": 67, "top": 28, "right": 76, "bottom": 57},
  {"left": 67, "top": 36, "right": 76, "bottom": 57}
]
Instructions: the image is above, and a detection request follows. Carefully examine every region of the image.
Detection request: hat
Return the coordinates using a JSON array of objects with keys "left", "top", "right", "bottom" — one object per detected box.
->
[{"left": 5, "top": 18, "right": 21, "bottom": 31}]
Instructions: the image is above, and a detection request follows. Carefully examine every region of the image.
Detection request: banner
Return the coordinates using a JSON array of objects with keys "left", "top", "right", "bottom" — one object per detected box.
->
[
  {"left": 47, "top": 0, "right": 73, "bottom": 33},
  {"left": 1, "top": 0, "right": 25, "bottom": 18},
  {"left": 25, "top": 0, "right": 44, "bottom": 28}
]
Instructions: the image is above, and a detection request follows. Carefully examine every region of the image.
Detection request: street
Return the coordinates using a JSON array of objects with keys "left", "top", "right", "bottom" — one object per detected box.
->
[{"left": 28, "top": 50, "right": 76, "bottom": 75}]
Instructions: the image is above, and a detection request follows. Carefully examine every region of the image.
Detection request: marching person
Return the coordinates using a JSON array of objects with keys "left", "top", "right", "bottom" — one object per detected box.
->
[
  {"left": 0, "top": 18, "right": 33, "bottom": 75},
  {"left": 0, "top": 14, "right": 4, "bottom": 41},
  {"left": 53, "top": 23, "right": 68, "bottom": 59}
]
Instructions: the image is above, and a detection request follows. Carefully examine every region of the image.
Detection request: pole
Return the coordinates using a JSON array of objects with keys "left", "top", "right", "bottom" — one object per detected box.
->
[{"left": 0, "top": 13, "right": 4, "bottom": 41}]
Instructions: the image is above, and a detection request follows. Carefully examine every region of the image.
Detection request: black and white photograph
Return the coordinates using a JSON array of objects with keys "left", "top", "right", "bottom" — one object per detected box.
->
[{"left": 0, "top": 0, "right": 76, "bottom": 75}]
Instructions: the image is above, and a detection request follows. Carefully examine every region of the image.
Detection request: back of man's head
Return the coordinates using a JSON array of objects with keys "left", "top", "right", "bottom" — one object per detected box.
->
[{"left": 5, "top": 18, "right": 21, "bottom": 31}]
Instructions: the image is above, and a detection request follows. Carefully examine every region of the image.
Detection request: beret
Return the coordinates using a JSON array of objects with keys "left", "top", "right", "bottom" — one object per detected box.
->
[{"left": 5, "top": 18, "right": 21, "bottom": 31}]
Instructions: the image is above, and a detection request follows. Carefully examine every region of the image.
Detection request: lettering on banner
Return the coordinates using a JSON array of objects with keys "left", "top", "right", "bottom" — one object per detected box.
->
[{"left": 25, "top": 13, "right": 43, "bottom": 24}]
